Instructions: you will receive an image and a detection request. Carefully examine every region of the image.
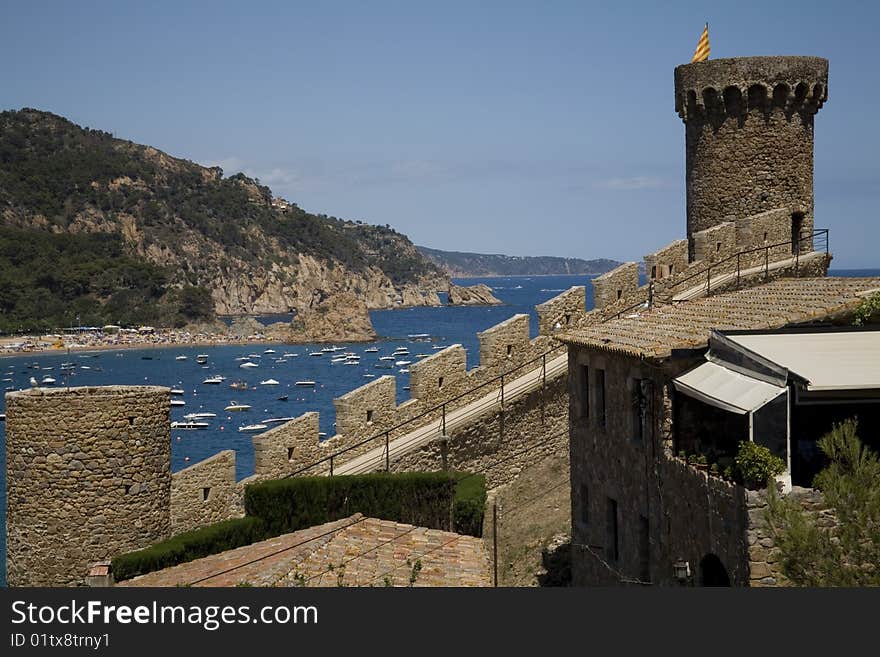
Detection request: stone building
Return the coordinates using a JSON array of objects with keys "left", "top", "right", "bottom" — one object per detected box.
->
[
  {"left": 559, "top": 278, "right": 880, "bottom": 586},
  {"left": 560, "top": 53, "right": 880, "bottom": 587}
]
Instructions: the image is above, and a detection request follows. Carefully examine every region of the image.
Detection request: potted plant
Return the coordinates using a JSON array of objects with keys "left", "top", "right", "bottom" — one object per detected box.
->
[
  {"left": 734, "top": 441, "right": 785, "bottom": 488},
  {"left": 692, "top": 454, "right": 708, "bottom": 471}
]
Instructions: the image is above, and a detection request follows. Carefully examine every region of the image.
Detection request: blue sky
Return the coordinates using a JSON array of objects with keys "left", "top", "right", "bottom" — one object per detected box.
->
[{"left": 2, "top": 1, "right": 878, "bottom": 267}]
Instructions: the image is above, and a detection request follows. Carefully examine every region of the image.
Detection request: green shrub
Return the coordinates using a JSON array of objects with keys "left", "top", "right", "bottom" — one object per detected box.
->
[
  {"left": 453, "top": 472, "right": 487, "bottom": 537},
  {"left": 734, "top": 441, "right": 786, "bottom": 488},
  {"left": 244, "top": 472, "right": 457, "bottom": 536},
  {"left": 111, "top": 516, "right": 266, "bottom": 582}
]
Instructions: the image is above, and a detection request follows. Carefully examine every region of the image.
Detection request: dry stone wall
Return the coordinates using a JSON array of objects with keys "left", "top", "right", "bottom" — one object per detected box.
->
[
  {"left": 645, "top": 240, "right": 689, "bottom": 280},
  {"left": 5, "top": 386, "right": 171, "bottom": 586},
  {"left": 692, "top": 222, "right": 737, "bottom": 263}
]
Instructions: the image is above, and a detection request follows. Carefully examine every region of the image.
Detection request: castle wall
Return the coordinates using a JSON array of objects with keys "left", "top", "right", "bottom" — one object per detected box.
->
[
  {"left": 171, "top": 450, "right": 241, "bottom": 534},
  {"left": 333, "top": 376, "right": 397, "bottom": 438},
  {"left": 592, "top": 262, "right": 640, "bottom": 310},
  {"left": 645, "top": 240, "right": 689, "bottom": 280},
  {"left": 536, "top": 286, "right": 586, "bottom": 335},
  {"left": 477, "top": 314, "right": 531, "bottom": 369},
  {"left": 392, "top": 373, "right": 569, "bottom": 489},
  {"left": 409, "top": 345, "right": 468, "bottom": 401},
  {"left": 253, "top": 412, "right": 322, "bottom": 480},
  {"left": 5, "top": 386, "right": 171, "bottom": 586},
  {"left": 692, "top": 222, "right": 737, "bottom": 263}
]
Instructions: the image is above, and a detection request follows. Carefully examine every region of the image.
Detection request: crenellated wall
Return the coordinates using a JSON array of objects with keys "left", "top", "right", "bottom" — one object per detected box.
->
[
  {"left": 333, "top": 376, "right": 398, "bottom": 439},
  {"left": 692, "top": 222, "right": 737, "bottom": 263},
  {"left": 536, "top": 286, "right": 586, "bottom": 335},
  {"left": 592, "top": 263, "right": 640, "bottom": 310},
  {"left": 478, "top": 314, "right": 531, "bottom": 368},
  {"left": 645, "top": 240, "right": 689, "bottom": 280},
  {"left": 252, "top": 412, "right": 322, "bottom": 480},
  {"left": 409, "top": 344, "right": 468, "bottom": 401},
  {"left": 171, "top": 450, "right": 240, "bottom": 534}
]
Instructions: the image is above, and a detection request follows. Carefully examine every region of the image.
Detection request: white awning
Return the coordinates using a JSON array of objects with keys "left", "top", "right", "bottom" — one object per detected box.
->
[
  {"left": 673, "top": 362, "right": 786, "bottom": 415},
  {"left": 727, "top": 331, "right": 880, "bottom": 391}
]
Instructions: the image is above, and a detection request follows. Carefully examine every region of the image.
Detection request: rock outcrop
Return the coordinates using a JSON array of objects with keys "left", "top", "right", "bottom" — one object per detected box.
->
[
  {"left": 446, "top": 283, "right": 503, "bottom": 306},
  {"left": 271, "top": 293, "right": 377, "bottom": 343}
]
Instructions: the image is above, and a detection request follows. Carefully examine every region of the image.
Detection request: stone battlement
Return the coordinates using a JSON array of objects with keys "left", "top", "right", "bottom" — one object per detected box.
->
[{"left": 674, "top": 56, "right": 828, "bottom": 121}]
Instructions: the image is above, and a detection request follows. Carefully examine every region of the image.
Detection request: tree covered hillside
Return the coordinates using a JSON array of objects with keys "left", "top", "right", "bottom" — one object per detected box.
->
[{"left": 0, "top": 109, "right": 446, "bottom": 328}]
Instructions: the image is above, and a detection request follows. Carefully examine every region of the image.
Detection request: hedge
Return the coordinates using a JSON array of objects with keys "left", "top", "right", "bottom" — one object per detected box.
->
[
  {"left": 244, "top": 471, "right": 457, "bottom": 536},
  {"left": 111, "top": 516, "right": 266, "bottom": 582},
  {"left": 112, "top": 470, "right": 487, "bottom": 582},
  {"left": 453, "top": 472, "right": 487, "bottom": 537}
]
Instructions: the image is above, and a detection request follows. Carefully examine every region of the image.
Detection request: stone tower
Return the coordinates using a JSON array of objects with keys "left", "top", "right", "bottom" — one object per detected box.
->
[
  {"left": 674, "top": 56, "right": 828, "bottom": 260},
  {"left": 5, "top": 386, "right": 171, "bottom": 586}
]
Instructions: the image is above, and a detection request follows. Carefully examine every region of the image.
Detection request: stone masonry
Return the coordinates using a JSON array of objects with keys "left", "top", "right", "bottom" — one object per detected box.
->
[
  {"left": 5, "top": 386, "right": 171, "bottom": 586},
  {"left": 675, "top": 56, "right": 828, "bottom": 257},
  {"left": 592, "top": 262, "right": 640, "bottom": 310}
]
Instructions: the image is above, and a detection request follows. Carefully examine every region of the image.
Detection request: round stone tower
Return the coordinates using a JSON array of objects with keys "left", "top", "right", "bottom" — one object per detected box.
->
[
  {"left": 674, "top": 56, "right": 828, "bottom": 259},
  {"left": 5, "top": 386, "right": 171, "bottom": 586}
]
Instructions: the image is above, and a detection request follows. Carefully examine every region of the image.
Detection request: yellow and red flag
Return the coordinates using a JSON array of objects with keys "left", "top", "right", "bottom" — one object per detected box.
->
[{"left": 691, "top": 23, "right": 710, "bottom": 62}]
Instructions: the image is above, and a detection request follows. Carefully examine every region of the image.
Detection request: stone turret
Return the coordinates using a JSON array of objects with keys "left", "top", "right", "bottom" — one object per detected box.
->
[
  {"left": 674, "top": 56, "right": 828, "bottom": 260},
  {"left": 5, "top": 386, "right": 171, "bottom": 586}
]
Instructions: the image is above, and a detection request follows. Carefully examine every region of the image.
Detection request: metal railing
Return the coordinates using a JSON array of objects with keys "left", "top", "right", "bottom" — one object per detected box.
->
[
  {"left": 667, "top": 229, "right": 828, "bottom": 302},
  {"left": 284, "top": 343, "right": 568, "bottom": 478}
]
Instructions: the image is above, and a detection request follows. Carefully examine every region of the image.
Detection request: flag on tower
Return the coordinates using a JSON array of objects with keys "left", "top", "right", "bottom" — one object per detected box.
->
[{"left": 692, "top": 23, "right": 710, "bottom": 62}]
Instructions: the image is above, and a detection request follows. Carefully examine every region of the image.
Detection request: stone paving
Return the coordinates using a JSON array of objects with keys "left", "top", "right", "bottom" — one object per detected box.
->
[{"left": 118, "top": 514, "right": 491, "bottom": 587}]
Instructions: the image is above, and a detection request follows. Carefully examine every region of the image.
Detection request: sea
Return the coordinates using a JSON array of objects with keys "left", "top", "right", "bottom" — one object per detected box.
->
[{"left": 0, "top": 269, "right": 877, "bottom": 585}]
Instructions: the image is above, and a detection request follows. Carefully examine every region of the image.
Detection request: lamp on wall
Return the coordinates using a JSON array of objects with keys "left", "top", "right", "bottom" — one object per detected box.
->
[{"left": 673, "top": 559, "right": 692, "bottom": 585}]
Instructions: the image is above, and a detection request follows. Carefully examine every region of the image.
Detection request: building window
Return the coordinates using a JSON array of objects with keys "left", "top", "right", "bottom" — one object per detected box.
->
[
  {"left": 596, "top": 368, "right": 606, "bottom": 428},
  {"left": 287, "top": 447, "right": 294, "bottom": 461},
  {"left": 632, "top": 378, "right": 644, "bottom": 443},
  {"left": 202, "top": 487, "right": 210, "bottom": 502},
  {"left": 580, "top": 365, "right": 590, "bottom": 419},
  {"left": 580, "top": 485, "right": 589, "bottom": 524},
  {"left": 506, "top": 344, "right": 513, "bottom": 358},
  {"left": 366, "top": 409, "right": 374, "bottom": 424},
  {"left": 438, "top": 376, "right": 444, "bottom": 390},
  {"left": 716, "top": 241, "right": 722, "bottom": 252},
  {"left": 616, "top": 289, "right": 622, "bottom": 300},
  {"left": 669, "top": 264, "right": 674, "bottom": 275},
  {"left": 606, "top": 497, "right": 618, "bottom": 562},
  {"left": 639, "top": 515, "right": 650, "bottom": 582}
]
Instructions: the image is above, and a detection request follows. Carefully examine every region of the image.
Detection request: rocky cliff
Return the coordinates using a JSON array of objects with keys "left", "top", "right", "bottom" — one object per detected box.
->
[
  {"left": 0, "top": 109, "right": 447, "bottom": 329},
  {"left": 447, "top": 283, "right": 503, "bottom": 306},
  {"left": 268, "top": 293, "right": 377, "bottom": 343}
]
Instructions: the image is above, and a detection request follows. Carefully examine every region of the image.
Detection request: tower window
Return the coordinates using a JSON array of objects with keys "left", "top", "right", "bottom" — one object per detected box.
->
[
  {"left": 438, "top": 376, "right": 444, "bottom": 390},
  {"left": 202, "top": 487, "right": 210, "bottom": 502},
  {"left": 506, "top": 345, "right": 513, "bottom": 357},
  {"left": 366, "top": 409, "right": 374, "bottom": 424}
]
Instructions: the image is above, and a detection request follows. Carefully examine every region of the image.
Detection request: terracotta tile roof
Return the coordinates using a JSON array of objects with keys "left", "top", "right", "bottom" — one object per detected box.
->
[
  {"left": 117, "top": 514, "right": 491, "bottom": 588},
  {"left": 557, "top": 278, "right": 880, "bottom": 359}
]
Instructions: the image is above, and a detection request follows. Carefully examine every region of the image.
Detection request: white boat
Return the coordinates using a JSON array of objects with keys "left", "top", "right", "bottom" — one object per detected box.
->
[
  {"left": 282, "top": 352, "right": 298, "bottom": 358},
  {"left": 240, "top": 362, "right": 259, "bottom": 369},
  {"left": 399, "top": 368, "right": 410, "bottom": 373},
  {"left": 309, "top": 351, "right": 324, "bottom": 357},
  {"left": 203, "top": 376, "right": 223, "bottom": 384},
  {"left": 343, "top": 360, "right": 359, "bottom": 365},
  {"left": 171, "top": 421, "right": 209, "bottom": 429},
  {"left": 247, "top": 354, "right": 262, "bottom": 359},
  {"left": 261, "top": 417, "right": 297, "bottom": 424},
  {"left": 170, "top": 388, "right": 185, "bottom": 395},
  {"left": 330, "top": 356, "right": 347, "bottom": 363},
  {"left": 264, "top": 349, "right": 276, "bottom": 354},
  {"left": 184, "top": 412, "right": 217, "bottom": 420},
  {"left": 196, "top": 354, "right": 208, "bottom": 364},
  {"left": 41, "top": 376, "right": 56, "bottom": 384},
  {"left": 175, "top": 355, "right": 188, "bottom": 361},
  {"left": 259, "top": 379, "right": 280, "bottom": 386},
  {"left": 395, "top": 360, "right": 412, "bottom": 366},
  {"left": 365, "top": 347, "right": 379, "bottom": 353},
  {"left": 171, "top": 399, "right": 186, "bottom": 406},
  {"left": 379, "top": 356, "right": 395, "bottom": 361},
  {"left": 238, "top": 424, "right": 268, "bottom": 433},
  {"left": 225, "top": 403, "right": 252, "bottom": 412},
  {"left": 295, "top": 381, "right": 316, "bottom": 387}
]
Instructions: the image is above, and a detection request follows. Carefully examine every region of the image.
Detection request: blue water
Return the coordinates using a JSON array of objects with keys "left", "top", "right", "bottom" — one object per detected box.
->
[
  {"left": 0, "top": 274, "right": 604, "bottom": 585},
  {"left": 1, "top": 268, "right": 875, "bottom": 584}
]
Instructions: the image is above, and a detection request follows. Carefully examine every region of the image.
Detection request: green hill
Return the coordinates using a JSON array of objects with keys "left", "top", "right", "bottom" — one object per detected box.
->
[
  {"left": 417, "top": 246, "right": 620, "bottom": 278},
  {"left": 0, "top": 108, "right": 446, "bottom": 332}
]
